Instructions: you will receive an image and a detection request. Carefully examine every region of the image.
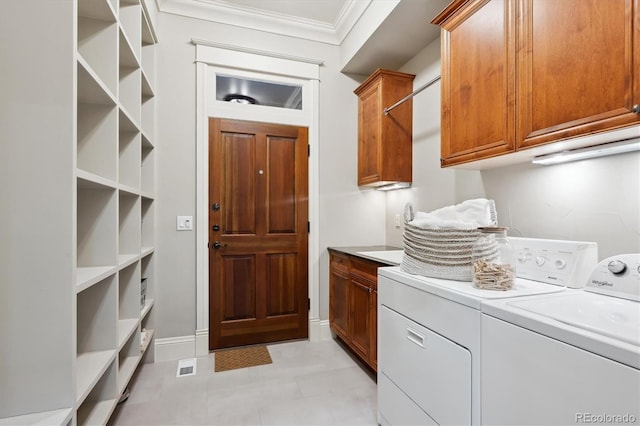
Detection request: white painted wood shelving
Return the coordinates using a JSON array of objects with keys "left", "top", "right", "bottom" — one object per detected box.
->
[{"left": 0, "top": 0, "right": 157, "bottom": 424}]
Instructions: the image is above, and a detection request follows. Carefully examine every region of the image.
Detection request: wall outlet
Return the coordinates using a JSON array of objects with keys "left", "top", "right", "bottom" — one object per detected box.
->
[
  {"left": 177, "top": 216, "right": 193, "bottom": 231},
  {"left": 395, "top": 214, "right": 401, "bottom": 228}
]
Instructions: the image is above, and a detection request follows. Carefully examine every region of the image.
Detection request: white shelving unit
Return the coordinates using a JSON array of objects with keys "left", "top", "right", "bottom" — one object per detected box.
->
[{"left": 0, "top": 0, "right": 157, "bottom": 424}]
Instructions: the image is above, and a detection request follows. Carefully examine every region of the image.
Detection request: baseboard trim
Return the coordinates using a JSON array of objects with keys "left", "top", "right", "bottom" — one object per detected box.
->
[
  {"left": 195, "top": 328, "right": 209, "bottom": 357},
  {"left": 156, "top": 319, "right": 331, "bottom": 362},
  {"left": 154, "top": 335, "right": 196, "bottom": 362},
  {"left": 319, "top": 319, "right": 332, "bottom": 340},
  {"left": 309, "top": 318, "right": 331, "bottom": 341}
]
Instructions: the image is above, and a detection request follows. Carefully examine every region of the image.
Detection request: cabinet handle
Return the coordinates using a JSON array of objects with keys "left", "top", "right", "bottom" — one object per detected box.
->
[
  {"left": 632, "top": 104, "right": 640, "bottom": 114},
  {"left": 406, "top": 327, "right": 425, "bottom": 348}
]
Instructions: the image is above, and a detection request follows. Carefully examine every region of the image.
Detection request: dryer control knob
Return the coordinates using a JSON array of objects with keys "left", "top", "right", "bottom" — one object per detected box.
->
[
  {"left": 535, "top": 256, "right": 546, "bottom": 266},
  {"left": 555, "top": 259, "right": 566, "bottom": 269},
  {"left": 607, "top": 259, "right": 627, "bottom": 275}
]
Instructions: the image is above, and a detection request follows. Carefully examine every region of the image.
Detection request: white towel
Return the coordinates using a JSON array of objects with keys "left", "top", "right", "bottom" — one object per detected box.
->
[{"left": 407, "top": 199, "right": 497, "bottom": 230}]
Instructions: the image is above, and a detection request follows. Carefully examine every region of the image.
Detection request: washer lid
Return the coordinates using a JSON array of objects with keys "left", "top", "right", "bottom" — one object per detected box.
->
[{"left": 507, "top": 292, "right": 640, "bottom": 346}]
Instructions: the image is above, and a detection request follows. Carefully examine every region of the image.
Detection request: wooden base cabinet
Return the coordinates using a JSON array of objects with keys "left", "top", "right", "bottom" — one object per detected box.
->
[
  {"left": 433, "top": 0, "right": 639, "bottom": 167},
  {"left": 329, "top": 250, "right": 381, "bottom": 371}
]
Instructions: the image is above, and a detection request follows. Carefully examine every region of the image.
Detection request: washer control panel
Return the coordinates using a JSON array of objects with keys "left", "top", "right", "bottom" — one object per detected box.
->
[
  {"left": 586, "top": 253, "right": 640, "bottom": 301},
  {"left": 509, "top": 237, "right": 598, "bottom": 288}
]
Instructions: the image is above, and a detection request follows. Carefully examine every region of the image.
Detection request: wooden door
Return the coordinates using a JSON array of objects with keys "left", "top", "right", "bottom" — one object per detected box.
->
[
  {"left": 516, "top": 0, "right": 640, "bottom": 149},
  {"left": 434, "top": 0, "right": 517, "bottom": 166},
  {"left": 208, "top": 118, "right": 308, "bottom": 350}
]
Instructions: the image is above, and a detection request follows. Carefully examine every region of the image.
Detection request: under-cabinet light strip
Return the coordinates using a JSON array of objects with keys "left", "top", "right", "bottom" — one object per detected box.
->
[{"left": 532, "top": 138, "right": 640, "bottom": 165}]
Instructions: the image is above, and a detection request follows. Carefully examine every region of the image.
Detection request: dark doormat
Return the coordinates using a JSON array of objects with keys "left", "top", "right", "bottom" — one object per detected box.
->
[{"left": 214, "top": 345, "right": 273, "bottom": 372}]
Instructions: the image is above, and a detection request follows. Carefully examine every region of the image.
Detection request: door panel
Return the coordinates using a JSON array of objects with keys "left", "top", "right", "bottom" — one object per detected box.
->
[
  {"left": 329, "top": 261, "right": 349, "bottom": 340},
  {"left": 267, "top": 136, "right": 296, "bottom": 234},
  {"left": 350, "top": 277, "right": 371, "bottom": 360},
  {"left": 222, "top": 255, "right": 256, "bottom": 321},
  {"left": 517, "top": 0, "right": 639, "bottom": 147},
  {"left": 439, "top": 0, "right": 516, "bottom": 165},
  {"left": 209, "top": 118, "right": 309, "bottom": 350},
  {"left": 266, "top": 253, "right": 297, "bottom": 316},
  {"left": 221, "top": 132, "right": 256, "bottom": 234}
]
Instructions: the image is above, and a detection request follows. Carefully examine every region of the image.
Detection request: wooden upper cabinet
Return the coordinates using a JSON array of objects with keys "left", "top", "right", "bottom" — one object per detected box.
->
[
  {"left": 433, "top": 0, "right": 516, "bottom": 166},
  {"left": 516, "top": 0, "right": 640, "bottom": 149},
  {"left": 354, "top": 69, "right": 415, "bottom": 187},
  {"left": 433, "top": 0, "right": 640, "bottom": 167}
]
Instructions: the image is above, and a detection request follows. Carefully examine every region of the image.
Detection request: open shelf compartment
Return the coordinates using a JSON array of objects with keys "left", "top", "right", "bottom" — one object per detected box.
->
[
  {"left": 77, "top": 13, "right": 118, "bottom": 97},
  {"left": 119, "top": 109, "right": 141, "bottom": 191},
  {"left": 118, "top": 30, "right": 141, "bottom": 125},
  {"left": 118, "top": 191, "right": 140, "bottom": 263},
  {"left": 118, "top": 330, "right": 142, "bottom": 393},
  {"left": 119, "top": 0, "right": 142, "bottom": 62},
  {"left": 77, "top": 181, "right": 117, "bottom": 290},
  {"left": 76, "top": 360, "right": 118, "bottom": 426},
  {"left": 141, "top": 139, "right": 155, "bottom": 196},
  {"left": 118, "top": 261, "right": 141, "bottom": 344},
  {"left": 76, "top": 275, "right": 117, "bottom": 405},
  {"left": 141, "top": 197, "right": 154, "bottom": 250}
]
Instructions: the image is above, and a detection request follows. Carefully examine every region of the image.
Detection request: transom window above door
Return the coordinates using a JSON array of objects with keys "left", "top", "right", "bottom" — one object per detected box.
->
[{"left": 216, "top": 75, "right": 303, "bottom": 110}]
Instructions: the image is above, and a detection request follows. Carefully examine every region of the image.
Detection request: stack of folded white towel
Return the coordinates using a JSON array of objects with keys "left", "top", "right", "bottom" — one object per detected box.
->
[{"left": 401, "top": 199, "right": 498, "bottom": 281}]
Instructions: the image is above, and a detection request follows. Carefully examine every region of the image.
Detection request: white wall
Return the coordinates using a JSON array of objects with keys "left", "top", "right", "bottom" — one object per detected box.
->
[
  {"left": 481, "top": 153, "right": 640, "bottom": 259},
  {"left": 385, "top": 38, "right": 640, "bottom": 261},
  {"left": 154, "top": 12, "right": 386, "bottom": 338}
]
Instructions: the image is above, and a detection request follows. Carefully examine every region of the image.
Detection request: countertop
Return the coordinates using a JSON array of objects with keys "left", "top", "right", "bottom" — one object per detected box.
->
[{"left": 328, "top": 245, "right": 403, "bottom": 266}]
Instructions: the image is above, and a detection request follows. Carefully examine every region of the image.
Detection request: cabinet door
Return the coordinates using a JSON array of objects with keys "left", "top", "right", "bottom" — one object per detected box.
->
[
  {"left": 357, "top": 80, "right": 383, "bottom": 185},
  {"left": 329, "top": 260, "right": 349, "bottom": 340},
  {"left": 349, "top": 277, "right": 372, "bottom": 361},
  {"left": 370, "top": 289, "right": 378, "bottom": 370},
  {"left": 438, "top": 0, "right": 516, "bottom": 166},
  {"left": 517, "top": 0, "right": 640, "bottom": 149}
]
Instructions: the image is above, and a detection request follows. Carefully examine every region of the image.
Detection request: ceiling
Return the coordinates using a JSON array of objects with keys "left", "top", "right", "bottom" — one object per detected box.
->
[
  {"left": 158, "top": 0, "right": 369, "bottom": 45},
  {"left": 158, "top": 0, "right": 449, "bottom": 74},
  {"left": 215, "top": 0, "right": 350, "bottom": 25}
]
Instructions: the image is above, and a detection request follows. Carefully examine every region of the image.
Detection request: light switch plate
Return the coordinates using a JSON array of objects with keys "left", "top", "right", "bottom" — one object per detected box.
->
[{"left": 177, "top": 216, "right": 193, "bottom": 231}]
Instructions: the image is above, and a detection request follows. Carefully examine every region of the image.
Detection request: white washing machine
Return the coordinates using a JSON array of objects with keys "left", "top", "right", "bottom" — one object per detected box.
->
[
  {"left": 377, "top": 237, "right": 598, "bottom": 426},
  {"left": 480, "top": 254, "right": 640, "bottom": 425}
]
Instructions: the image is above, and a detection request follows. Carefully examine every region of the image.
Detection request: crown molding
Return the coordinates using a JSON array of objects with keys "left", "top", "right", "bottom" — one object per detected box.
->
[{"left": 156, "top": 0, "right": 370, "bottom": 45}]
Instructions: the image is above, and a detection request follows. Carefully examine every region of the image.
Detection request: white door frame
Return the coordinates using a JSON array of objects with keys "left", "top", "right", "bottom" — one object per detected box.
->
[{"left": 193, "top": 40, "right": 322, "bottom": 356}]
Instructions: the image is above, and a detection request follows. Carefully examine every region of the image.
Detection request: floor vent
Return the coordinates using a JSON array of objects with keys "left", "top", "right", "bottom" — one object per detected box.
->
[{"left": 176, "top": 358, "right": 197, "bottom": 377}]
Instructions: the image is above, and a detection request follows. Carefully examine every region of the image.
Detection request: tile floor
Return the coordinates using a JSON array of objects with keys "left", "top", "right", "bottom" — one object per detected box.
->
[{"left": 109, "top": 339, "right": 378, "bottom": 425}]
